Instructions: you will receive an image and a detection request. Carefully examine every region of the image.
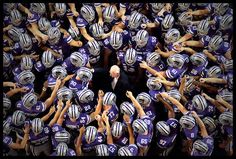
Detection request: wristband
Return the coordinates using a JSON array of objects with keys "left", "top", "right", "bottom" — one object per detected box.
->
[{"left": 42, "top": 87, "right": 47, "bottom": 91}]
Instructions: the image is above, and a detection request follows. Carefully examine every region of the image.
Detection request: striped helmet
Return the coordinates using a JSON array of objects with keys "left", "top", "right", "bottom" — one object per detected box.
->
[
  {"left": 220, "top": 14, "right": 233, "bottom": 31},
  {"left": 162, "top": 14, "right": 175, "bottom": 30},
  {"left": 146, "top": 52, "right": 161, "bottom": 67},
  {"left": 207, "top": 66, "right": 222, "bottom": 78},
  {"left": 103, "top": 92, "right": 117, "bottom": 105},
  {"left": 42, "top": 50, "right": 55, "bottom": 68},
  {"left": 118, "top": 147, "right": 132, "bottom": 156},
  {"left": 96, "top": 144, "right": 109, "bottom": 156},
  {"left": 31, "top": 118, "right": 44, "bottom": 134},
  {"left": 7, "top": 27, "right": 21, "bottom": 42},
  {"left": 38, "top": 17, "right": 52, "bottom": 33},
  {"left": 110, "top": 31, "right": 123, "bottom": 50},
  {"left": 147, "top": 77, "right": 162, "bottom": 90},
  {"left": 218, "top": 89, "right": 232, "bottom": 104},
  {"left": 120, "top": 102, "right": 135, "bottom": 116},
  {"left": 19, "top": 33, "right": 33, "bottom": 51},
  {"left": 218, "top": 111, "right": 233, "bottom": 126},
  {"left": 3, "top": 3, "right": 16, "bottom": 15},
  {"left": 85, "top": 126, "right": 97, "bottom": 143},
  {"left": 208, "top": 35, "right": 223, "bottom": 51},
  {"left": 57, "top": 86, "right": 73, "bottom": 101},
  {"left": 3, "top": 97, "right": 11, "bottom": 110},
  {"left": 202, "top": 116, "right": 216, "bottom": 133},
  {"left": 56, "top": 142, "right": 68, "bottom": 156},
  {"left": 76, "top": 67, "right": 93, "bottom": 82},
  {"left": 10, "top": 9, "right": 23, "bottom": 26},
  {"left": 87, "top": 40, "right": 101, "bottom": 56},
  {"left": 184, "top": 77, "right": 195, "bottom": 93},
  {"left": 76, "top": 88, "right": 94, "bottom": 103},
  {"left": 68, "top": 105, "right": 80, "bottom": 120},
  {"left": 167, "top": 54, "right": 185, "bottom": 69},
  {"left": 80, "top": 5, "right": 95, "bottom": 23},
  {"left": 90, "top": 23, "right": 104, "bottom": 39},
  {"left": 192, "top": 95, "right": 208, "bottom": 112},
  {"left": 222, "top": 59, "right": 233, "bottom": 72},
  {"left": 70, "top": 51, "right": 85, "bottom": 67},
  {"left": 156, "top": 121, "right": 171, "bottom": 136},
  {"left": 179, "top": 115, "right": 196, "bottom": 129},
  {"left": 51, "top": 65, "right": 67, "bottom": 79},
  {"left": 197, "top": 20, "right": 209, "bottom": 36},
  {"left": 3, "top": 52, "right": 12, "bottom": 67},
  {"left": 192, "top": 139, "right": 209, "bottom": 154},
  {"left": 17, "top": 70, "right": 35, "bottom": 85},
  {"left": 55, "top": 3, "right": 67, "bottom": 16},
  {"left": 213, "top": 3, "right": 229, "bottom": 16},
  {"left": 3, "top": 120, "right": 11, "bottom": 135},
  {"left": 150, "top": 3, "right": 164, "bottom": 13},
  {"left": 164, "top": 28, "right": 180, "bottom": 44},
  {"left": 178, "top": 12, "right": 193, "bottom": 26},
  {"left": 21, "top": 56, "right": 33, "bottom": 71},
  {"left": 54, "top": 130, "right": 71, "bottom": 144},
  {"left": 68, "top": 25, "right": 80, "bottom": 40},
  {"left": 22, "top": 93, "right": 38, "bottom": 108},
  {"left": 111, "top": 122, "right": 124, "bottom": 138},
  {"left": 132, "top": 119, "right": 148, "bottom": 134},
  {"left": 178, "top": 3, "right": 191, "bottom": 11},
  {"left": 168, "top": 89, "right": 181, "bottom": 101},
  {"left": 135, "top": 29, "right": 149, "bottom": 48},
  {"left": 190, "top": 52, "right": 207, "bottom": 66},
  {"left": 103, "top": 6, "right": 116, "bottom": 23},
  {"left": 48, "top": 27, "right": 61, "bottom": 45},
  {"left": 125, "top": 48, "right": 137, "bottom": 66},
  {"left": 128, "top": 11, "right": 142, "bottom": 29},
  {"left": 12, "top": 110, "right": 26, "bottom": 126},
  {"left": 30, "top": 3, "right": 46, "bottom": 15},
  {"left": 136, "top": 92, "right": 151, "bottom": 106}
]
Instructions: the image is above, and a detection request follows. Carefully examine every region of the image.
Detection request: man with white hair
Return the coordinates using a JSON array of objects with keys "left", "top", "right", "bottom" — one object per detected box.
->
[{"left": 109, "top": 65, "right": 130, "bottom": 106}]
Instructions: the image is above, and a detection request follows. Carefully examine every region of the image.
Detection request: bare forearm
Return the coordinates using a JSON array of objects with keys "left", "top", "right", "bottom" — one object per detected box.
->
[
  {"left": 20, "top": 133, "right": 29, "bottom": 149},
  {"left": 203, "top": 78, "right": 227, "bottom": 84},
  {"left": 127, "top": 123, "right": 135, "bottom": 144},
  {"left": 6, "top": 89, "right": 20, "bottom": 97}
]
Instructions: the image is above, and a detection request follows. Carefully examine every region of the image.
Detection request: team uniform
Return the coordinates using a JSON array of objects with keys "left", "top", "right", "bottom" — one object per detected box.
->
[
  {"left": 191, "top": 136, "right": 214, "bottom": 156},
  {"left": 64, "top": 113, "right": 91, "bottom": 131},
  {"left": 113, "top": 133, "right": 129, "bottom": 148},
  {"left": 50, "top": 148, "right": 76, "bottom": 156},
  {"left": 81, "top": 132, "right": 105, "bottom": 152},
  {"left": 69, "top": 75, "right": 88, "bottom": 93},
  {"left": 106, "top": 104, "right": 119, "bottom": 123},
  {"left": 185, "top": 101, "right": 215, "bottom": 118}
]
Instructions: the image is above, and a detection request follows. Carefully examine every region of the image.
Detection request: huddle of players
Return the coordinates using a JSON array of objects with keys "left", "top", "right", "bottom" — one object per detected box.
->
[{"left": 3, "top": 3, "right": 233, "bottom": 156}]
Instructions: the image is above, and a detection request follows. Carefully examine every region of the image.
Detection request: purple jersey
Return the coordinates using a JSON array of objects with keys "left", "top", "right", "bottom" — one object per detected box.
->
[
  {"left": 107, "top": 144, "right": 118, "bottom": 156},
  {"left": 200, "top": 35, "right": 211, "bottom": 48},
  {"left": 166, "top": 66, "right": 188, "bottom": 80},
  {"left": 156, "top": 118, "right": 179, "bottom": 149},
  {"left": 12, "top": 37, "right": 39, "bottom": 56},
  {"left": 65, "top": 113, "right": 91, "bottom": 131},
  {"left": 51, "top": 124, "right": 66, "bottom": 149},
  {"left": 221, "top": 125, "right": 232, "bottom": 138},
  {"left": 117, "top": 51, "right": 143, "bottom": 73},
  {"left": 16, "top": 101, "right": 46, "bottom": 117},
  {"left": 186, "top": 25, "right": 198, "bottom": 38},
  {"left": 182, "top": 111, "right": 199, "bottom": 140},
  {"left": 27, "top": 11, "right": 41, "bottom": 24},
  {"left": 187, "top": 62, "right": 208, "bottom": 76},
  {"left": 103, "top": 30, "right": 131, "bottom": 52},
  {"left": 113, "top": 132, "right": 129, "bottom": 148},
  {"left": 211, "top": 42, "right": 231, "bottom": 56},
  {"left": 3, "top": 135, "right": 13, "bottom": 147},
  {"left": 136, "top": 115, "right": 153, "bottom": 148},
  {"left": 185, "top": 101, "right": 215, "bottom": 118},
  {"left": 79, "top": 46, "right": 100, "bottom": 65},
  {"left": 51, "top": 148, "right": 76, "bottom": 156},
  {"left": 34, "top": 61, "right": 46, "bottom": 72},
  {"left": 143, "top": 101, "right": 156, "bottom": 121},
  {"left": 191, "top": 136, "right": 214, "bottom": 156},
  {"left": 82, "top": 132, "right": 105, "bottom": 152},
  {"left": 107, "top": 104, "right": 119, "bottom": 123},
  {"left": 77, "top": 101, "right": 96, "bottom": 114},
  {"left": 149, "top": 88, "right": 165, "bottom": 102},
  {"left": 119, "top": 3, "right": 144, "bottom": 15},
  {"left": 76, "top": 15, "right": 97, "bottom": 30},
  {"left": 132, "top": 36, "right": 158, "bottom": 58},
  {"left": 127, "top": 144, "right": 139, "bottom": 156},
  {"left": 47, "top": 74, "right": 57, "bottom": 88},
  {"left": 69, "top": 76, "right": 88, "bottom": 92},
  {"left": 29, "top": 125, "right": 51, "bottom": 146},
  {"left": 46, "top": 35, "right": 72, "bottom": 60}
]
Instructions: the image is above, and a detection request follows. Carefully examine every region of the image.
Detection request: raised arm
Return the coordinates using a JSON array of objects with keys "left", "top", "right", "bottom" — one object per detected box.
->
[
  {"left": 102, "top": 111, "right": 113, "bottom": 144},
  {"left": 90, "top": 90, "right": 104, "bottom": 121},
  {"left": 57, "top": 99, "right": 72, "bottom": 125},
  {"left": 126, "top": 91, "right": 146, "bottom": 117},
  {"left": 160, "top": 92, "right": 188, "bottom": 114},
  {"left": 6, "top": 87, "right": 28, "bottom": 98},
  {"left": 123, "top": 114, "right": 135, "bottom": 144},
  {"left": 201, "top": 93, "right": 226, "bottom": 113},
  {"left": 95, "top": 114, "right": 105, "bottom": 133},
  {"left": 157, "top": 94, "right": 175, "bottom": 119},
  {"left": 216, "top": 95, "right": 233, "bottom": 111},
  {"left": 75, "top": 126, "right": 85, "bottom": 156},
  {"left": 41, "top": 106, "right": 56, "bottom": 122},
  {"left": 191, "top": 111, "right": 208, "bottom": 137},
  {"left": 48, "top": 101, "right": 63, "bottom": 127},
  {"left": 199, "top": 77, "right": 227, "bottom": 85},
  {"left": 139, "top": 61, "right": 166, "bottom": 78},
  {"left": 44, "top": 78, "right": 61, "bottom": 109}
]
